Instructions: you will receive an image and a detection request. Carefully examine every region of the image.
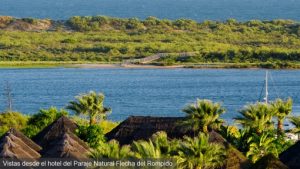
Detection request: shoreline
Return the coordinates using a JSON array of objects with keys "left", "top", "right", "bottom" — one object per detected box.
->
[
  {"left": 0, "top": 62, "right": 300, "bottom": 70},
  {"left": 71, "top": 63, "right": 185, "bottom": 69}
]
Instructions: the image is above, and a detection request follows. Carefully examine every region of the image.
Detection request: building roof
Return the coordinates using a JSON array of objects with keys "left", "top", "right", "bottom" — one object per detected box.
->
[{"left": 0, "top": 128, "right": 41, "bottom": 159}]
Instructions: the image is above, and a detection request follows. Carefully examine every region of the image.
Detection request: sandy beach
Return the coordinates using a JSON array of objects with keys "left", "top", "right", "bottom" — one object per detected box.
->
[{"left": 71, "top": 63, "right": 185, "bottom": 69}]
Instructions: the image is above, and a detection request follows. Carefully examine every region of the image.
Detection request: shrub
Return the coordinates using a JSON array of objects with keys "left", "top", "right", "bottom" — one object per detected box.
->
[
  {"left": 0, "top": 112, "right": 28, "bottom": 136},
  {"left": 76, "top": 124, "right": 106, "bottom": 148},
  {"left": 23, "top": 107, "right": 68, "bottom": 137}
]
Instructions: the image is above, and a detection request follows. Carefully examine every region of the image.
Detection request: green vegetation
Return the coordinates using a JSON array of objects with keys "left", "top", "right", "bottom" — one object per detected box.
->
[
  {"left": 181, "top": 99, "right": 225, "bottom": 134},
  {"left": 176, "top": 133, "right": 226, "bottom": 169},
  {"left": 23, "top": 107, "right": 68, "bottom": 137},
  {"left": 272, "top": 98, "right": 293, "bottom": 135},
  {"left": 0, "top": 112, "right": 28, "bottom": 136},
  {"left": 0, "top": 91, "right": 116, "bottom": 139},
  {"left": 234, "top": 103, "right": 274, "bottom": 134},
  {"left": 0, "top": 61, "right": 83, "bottom": 68},
  {"left": 76, "top": 124, "right": 106, "bottom": 148},
  {"left": 1, "top": 16, "right": 300, "bottom": 68},
  {"left": 67, "top": 91, "right": 111, "bottom": 125}
]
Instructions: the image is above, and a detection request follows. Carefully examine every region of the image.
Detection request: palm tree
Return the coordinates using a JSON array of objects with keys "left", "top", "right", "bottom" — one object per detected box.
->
[
  {"left": 234, "top": 103, "right": 274, "bottom": 135},
  {"left": 219, "top": 125, "right": 252, "bottom": 153},
  {"left": 90, "top": 140, "right": 133, "bottom": 159},
  {"left": 271, "top": 98, "right": 293, "bottom": 135},
  {"left": 182, "top": 99, "right": 225, "bottom": 134},
  {"left": 67, "top": 91, "right": 111, "bottom": 125},
  {"left": 289, "top": 116, "right": 300, "bottom": 139},
  {"left": 175, "top": 133, "right": 226, "bottom": 169},
  {"left": 246, "top": 132, "right": 277, "bottom": 163},
  {"left": 150, "top": 131, "right": 171, "bottom": 155},
  {"left": 131, "top": 139, "right": 162, "bottom": 158}
]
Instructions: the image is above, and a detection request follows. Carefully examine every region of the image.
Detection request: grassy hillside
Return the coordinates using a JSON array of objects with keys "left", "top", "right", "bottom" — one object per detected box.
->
[{"left": 1, "top": 16, "right": 300, "bottom": 68}]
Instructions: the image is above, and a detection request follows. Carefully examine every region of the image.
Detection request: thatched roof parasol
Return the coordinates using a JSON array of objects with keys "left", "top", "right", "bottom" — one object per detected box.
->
[
  {"left": 0, "top": 128, "right": 41, "bottom": 159},
  {"left": 33, "top": 116, "right": 90, "bottom": 159},
  {"left": 42, "top": 132, "right": 90, "bottom": 160},
  {"left": 33, "top": 116, "right": 79, "bottom": 148},
  {"left": 106, "top": 116, "right": 250, "bottom": 169},
  {"left": 279, "top": 140, "right": 300, "bottom": 169},
  {"left": 252, "top": 154, "right": 289, "bottom": 169},
  {"left": 105, "top": 116, "right": 190, "bottom": 145}
]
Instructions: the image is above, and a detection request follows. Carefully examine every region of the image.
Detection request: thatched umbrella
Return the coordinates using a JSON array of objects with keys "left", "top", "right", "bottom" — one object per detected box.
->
[
  {"left": 252, "top": 154, "right": 289, "bottom": 169},
  {"left": 33, "top": 116, "right": 78, "bottom": 148},
  {"left": 279, "top": 140, "right": 300, "bottom": 169},
  {"left": 0, "top": 128, "right": 41, "bottom": 160},
  {"left": 33, "top": 116, "right": 90, "bottom": 159},
  {"left": 105, "top": 116, "right": 190, "bottom": 145},
  {"left": 42, "top": 132, "right": 90, "bottom": 160}
]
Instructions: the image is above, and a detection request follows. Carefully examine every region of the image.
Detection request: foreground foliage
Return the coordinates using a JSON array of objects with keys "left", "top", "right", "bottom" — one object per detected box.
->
[
  {"left": 90, "top": 131, "right": 226, "bottom": 169},
  {"left": 176, "top": 133, "right": 226, "bottom": 169},
  {"left": 0, "top": 91, "right": 298, "bottom": 167}
]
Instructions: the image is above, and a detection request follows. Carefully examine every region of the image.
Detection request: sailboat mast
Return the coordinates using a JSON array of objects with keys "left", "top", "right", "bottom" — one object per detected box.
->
[{"left": 265, "top": 70, "right": 268, "bottom": 104}]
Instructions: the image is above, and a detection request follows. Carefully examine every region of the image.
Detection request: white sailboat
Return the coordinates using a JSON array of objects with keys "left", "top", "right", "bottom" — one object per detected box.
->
[
  {"left": 262, "top": 71, "right": 299, "bottom": 140},
  {"left": 263, "top": 70, "right": 269, "bottom": 104}
]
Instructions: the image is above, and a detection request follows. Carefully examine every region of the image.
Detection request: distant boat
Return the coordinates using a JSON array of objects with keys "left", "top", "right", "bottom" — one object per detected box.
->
[
  {"left": 263, "top": 70, "right": 269, "bottom": 104},
  {"left": 261, "top": 71, "right": 299, "bottom": 140},
  {"left": 259, "top": 70, "right": 270, "bottom": 104}
]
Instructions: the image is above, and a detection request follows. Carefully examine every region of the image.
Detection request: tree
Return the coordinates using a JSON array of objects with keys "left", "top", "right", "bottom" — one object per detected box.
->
[
  {"left": 246, "top": 132, "right": 278, "bottom": 163},
  {"left": 150, "top": 131, "right": 171, "bottom": 155},
  {"left": 289, "top": 116, "right": 300, "bottom": 139},
  {"left": 182, "top": 99, "right": 225, "bottom": 134},
  {"left": 0, "top": 112, "right": 28, "bottom": 136},
  {"left": 271, "top": 98, "right": 293, "bottom": 135},
  {"left": 131, "top": 139, "right": 162, "bottom": 158},
  {"left": 234, "top": 103, "right": 274, "bottom": 134},
  {"left": 23, "top": 107, "right": 68, "bottom": 137},
  {"left": 90, "top": 140, "right": 132, "bottom": 159},
  {"left": 219, "top": 126, "right": 252, "bottom": 153},
  {"left": 67, "top": 91, "right": 111, "bottom": 125},
  {"left": 175, "top": 133, "right": 226, "bottom": 169},
  {"left": 76, "top": 124, "right": 106, "bottom": 148}
]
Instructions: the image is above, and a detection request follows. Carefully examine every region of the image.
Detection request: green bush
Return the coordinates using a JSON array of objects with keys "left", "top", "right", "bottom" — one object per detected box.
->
[
  {"left": 23, "top": 107, "right": 68, "bottom": 137},
  {"left": 0, "top": 112, "right": 28, "bottom": 136},
  {"left": 76, "top": 124, "right": 106, "bottom": 148}
]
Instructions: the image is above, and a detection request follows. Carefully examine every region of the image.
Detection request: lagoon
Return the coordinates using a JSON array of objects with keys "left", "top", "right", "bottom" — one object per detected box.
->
[{"left": 0, "top": 68, "right": 299, "bottom": 123}]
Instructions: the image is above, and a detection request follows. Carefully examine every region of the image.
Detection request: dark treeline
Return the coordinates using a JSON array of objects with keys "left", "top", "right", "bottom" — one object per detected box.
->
[{"left": 0, "top": 16, "right": 300, "bottom": 67}]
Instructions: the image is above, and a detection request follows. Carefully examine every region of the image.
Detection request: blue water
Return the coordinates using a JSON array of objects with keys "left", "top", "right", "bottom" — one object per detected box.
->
[
  {"left": 0, "top": 68, "right": 299, "bottom": 124},
  {"left": 0, "top": 0, "right": 300, "bottom": 21}
]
